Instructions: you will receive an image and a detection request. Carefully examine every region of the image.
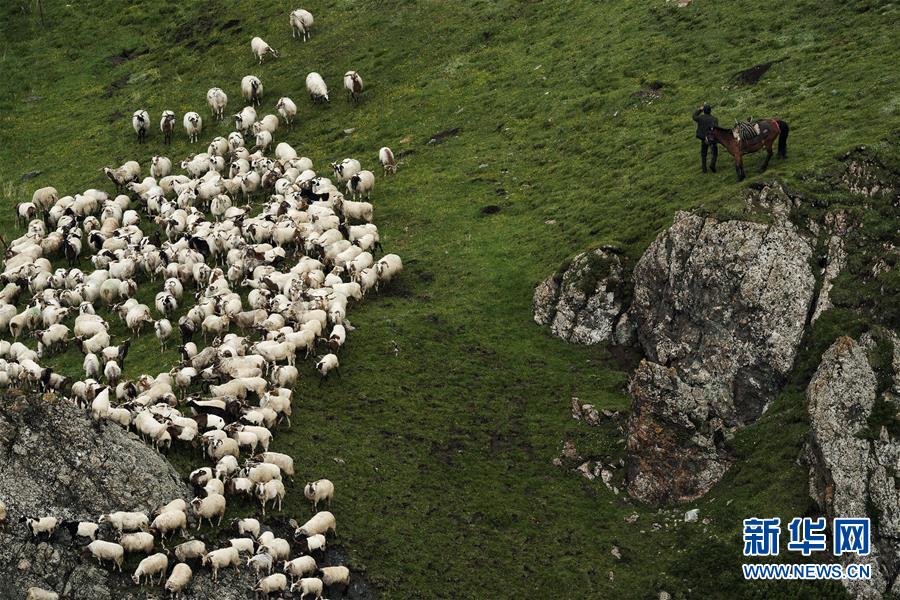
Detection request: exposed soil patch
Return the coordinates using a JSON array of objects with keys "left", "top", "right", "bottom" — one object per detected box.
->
[
  {"left": 171, "top": 14, "right": 217, "bottom": 50},
  {"left": 107, "top": 110, "right": 124, "bottom": 124},
  {"left": 20, "top": 170, "right": 41, "bottom": 181},
  {"left": 102, "top": 75, "right": 130, "bottom": 98},
  {"left": 426, "top": 127, "right": 461, "bottom": 144},
  {"left": 632, "top": 80, "right": 664, "bottom": 102},
  {"left": 105, "top": 47, "right": 148, "bottom": 65},
  {"left": 732, "top": 60, "right": 783, "bottom": 85},
  {"left": 480, "top": 204, "right": 502, "bottom": 215}
]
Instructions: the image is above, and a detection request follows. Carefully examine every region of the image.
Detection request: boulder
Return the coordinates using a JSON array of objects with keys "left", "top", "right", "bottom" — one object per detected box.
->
[
  {"left": 625, "top": 211, "right": 815, "bottom": 502},
  {"left": 533, "top": 248, "right": 626, "bottom": 345},
  {"left": 807, "top": 334, "right": 900, "bottom": 598}
]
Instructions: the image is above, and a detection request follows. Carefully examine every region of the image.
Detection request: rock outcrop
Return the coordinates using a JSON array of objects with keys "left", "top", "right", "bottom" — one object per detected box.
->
[
  {"left": 624, "top": 211, "right": 816, "bottom": 503},
  {"left": 0, "top": 392, "right": 259, "bottom": 599},
  {"left": 807, "top": 334, "right": 900, "bottom": 598},
  {"left": 533, "top": 248, "right": 628, "bottom": 345}
]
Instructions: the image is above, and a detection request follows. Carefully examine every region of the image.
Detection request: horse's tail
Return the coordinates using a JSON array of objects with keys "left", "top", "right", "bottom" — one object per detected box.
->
[{"left": 776, "top": 119, "right": 789, "bottom": 158}]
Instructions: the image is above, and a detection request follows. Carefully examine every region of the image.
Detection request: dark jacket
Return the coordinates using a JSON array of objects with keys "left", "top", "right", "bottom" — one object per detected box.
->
[{"left": 693, "top": 109, "right": 719, "bottom": 140}]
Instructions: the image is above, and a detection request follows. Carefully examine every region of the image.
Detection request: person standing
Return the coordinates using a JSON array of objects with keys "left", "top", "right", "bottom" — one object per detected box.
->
[{"left": 692, "top": 103, "right": 718, "bottom": 173}]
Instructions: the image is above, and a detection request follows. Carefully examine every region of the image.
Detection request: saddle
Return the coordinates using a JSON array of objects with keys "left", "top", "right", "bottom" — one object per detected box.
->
[{"left": 733, "top": 118, "right": 767, "bottom": 145}]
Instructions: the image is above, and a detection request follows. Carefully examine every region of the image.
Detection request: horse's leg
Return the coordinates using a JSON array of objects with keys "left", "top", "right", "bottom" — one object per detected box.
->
[
  {"left": 761, "top": 142, "right": 773, "bottom": 171},
  {"left": 735, "top": 153, "right": 744, "bottom": 181}
]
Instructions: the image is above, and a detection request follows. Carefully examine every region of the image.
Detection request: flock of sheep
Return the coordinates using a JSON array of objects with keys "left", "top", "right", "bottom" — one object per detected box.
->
[{"left": 3, "top": 7, "right": 403, "bottom": 599}]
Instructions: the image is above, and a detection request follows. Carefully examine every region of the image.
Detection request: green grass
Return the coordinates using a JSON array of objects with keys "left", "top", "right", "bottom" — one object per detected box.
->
[{"left": 1, "top": 0, "right": 898, "bottom": 597}]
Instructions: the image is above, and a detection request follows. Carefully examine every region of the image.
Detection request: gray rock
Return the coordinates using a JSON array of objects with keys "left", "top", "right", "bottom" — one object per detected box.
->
[
  {"left": 807, "top": 334, "right": 900, "bottom": 599},
  {"left": 625, "top": 211, "right": 815, "bottom": 503},
  {"left": 684, "top": 509, "right": 699, "bottom": 523},
  {"left": 533, "top": 248, "right": 626, "bottom": 345}
]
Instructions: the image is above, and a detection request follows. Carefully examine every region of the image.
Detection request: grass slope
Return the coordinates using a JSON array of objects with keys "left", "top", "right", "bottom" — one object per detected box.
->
[{"left": 1, "top": 0, "right": 898, "bottom": 597}]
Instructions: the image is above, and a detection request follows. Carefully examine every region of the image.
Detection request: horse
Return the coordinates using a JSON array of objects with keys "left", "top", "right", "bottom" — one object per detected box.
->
[{"left": 705, "top": 118, "right": 789, "bottom": 181}]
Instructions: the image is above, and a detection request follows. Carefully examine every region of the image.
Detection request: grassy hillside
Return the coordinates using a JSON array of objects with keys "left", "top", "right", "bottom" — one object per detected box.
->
[{"left": 1, "top": 0, "right": 898, "bottom": 597}]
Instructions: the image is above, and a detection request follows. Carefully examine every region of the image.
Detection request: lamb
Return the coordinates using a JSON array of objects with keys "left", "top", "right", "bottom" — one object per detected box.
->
[
  {"left": 290, "top": 577, "right": 323, "bottom": 600},
  {"left": 21, "top": 516, "right": 58, "bottom": 540},
  {"left": 315, "top": 353, "right": 339, "bottom": 379},
  {"left": 84, "top": 540, "right": 124, "bottom": 571},
  {"left": 99, "top": 511, "right": 148, "bottom": 533},
  {"left": 255, "top": 573, "right": 288, "bottom": 598},
  {"left": 303, "top": 479, "right": 334, "bottom": 511},
  {"left": 347, "top": 170, "right": 375, "bottom": 200},
  {"left": 251, "top": 37, "right": 278, "bottom": 64},
  {"left": 283, "top": 555, "right": 317, "bottom": 580},
  {"left": 183, "top": 112, "right": 203, "bottom": 143},
  {"left": 25, "top": 588, "right": 59, "bottom": 600},
  {"left": 202, "top": 546, "right": 240, "bottom": 582},
  {"left": 275, "top": 97, "right": 297, "bottom": 127},
  {"left": 160, "top": 110, "right": 176, "bottom": 145},
  {"left": 242, "top": 75, "right": 264, "bottom": 107},
  {"left": 379, "top": 146, "right": 397, "bottom": 175},
  {"left": 294, "top": 511, "right": 336, "bottom": 537},
  {"left": 191, "top": 493, "right": 226, "bottom": 528},
  {"left": 120, "top": 531, "right": 155, "bottom": 554},
  {"left": 149, "top": 509, "right": 187, "bottom": 541},
  {"left": 305, "top": 72, "right": 329, "bottom": 103},
  {"left": 133, "top": 109, "right": 150, "bottom": 143},
  {"left": 206, "top": 87, "right": 228, "bottom": 121},
  {"left": 290, "top": 9, "right": 314, "bottom": 41},
  {"left": 319, "top": 565, "right": 351, "bottom": 588},
  {"left": 174, "top": 539, "right": 206, "bottom": 562},
  {"left": 165, "top": 562, "right": 193, "bottom": 598},
  {"left": 343, "top": 71, "right": 363, "bottom": 102},
  {"left": 132, "top": 552, "right": 168, "bottom": 585}
]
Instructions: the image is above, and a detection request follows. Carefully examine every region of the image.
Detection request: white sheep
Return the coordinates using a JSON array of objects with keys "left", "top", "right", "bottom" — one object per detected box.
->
[
  {"left": 120, "top": 531, "right": 155, "bottom": 554},
  {"left": 202, "top": 546, "right": 240, "bottom": 582},
  {"left": 183, "top": 112, "right": 202, "bottom": 143},
  {"left": 331, "top": 158, "right": 361, "bottom": 182},
  {"left": 174, "top": 539, "right": 206, "bottom": 562},
  {"left": 260, "top": 537, "right": 291, "bottom": 562},
  {"left": 315, "top": 353, "right": 339, "bottom": 379},
  {"left": 295, "top": 511, "right": 336, "bottom": 537},
  {"left": 104, "top": 360, "right": 121, "bottom": 385},
  {"left": 165, "top": 562, "right": 193, "bottom": 598},
  {"left": 150, "top": 509, "right": 187, "bottom": 541},
  {"left": 343, "top": 71, "right": 363, "bottom": 102},
  {"left": 191, "top": 493, "right": 226, "bottom": 529},
  {"left": 150, "top": 155, "right": 172, "bottom": 178},
  {"left": 84, "top": 540, "right": 124, "bottom": 571},
  {"left": 234, "top": 106, "right": 258, "bottom": 132},
  {"left": 31, "top": 186, "right": 59, "bottom": 212},
  {"left": 305, "top": 72, "right": 329, "bottom": 103},
  {"left": 242, "top": 75, "right": 263, "bottom": 107},
  {"left": 132, "top": 110, "right": 149, "bottom": 143},
  {"left": 251, "top": 37, "right": 278, "bottom": 64},
  {"left": 255, "top": 573, "right": 288, "bottom": 598},
  {"left": 283, "top": 555, "right": 317, "bottom": 580},
  {"left": 276, "top": 97, "right": 297, "bottom": 127},
  {"left": 155, "top": 319, "right": 172, "bottom": 351},
  {"left": 160, "top": 110, "right": 176, "bottom": 145},
  {"left": 320, "top": 565, "right": 351, "bottom": 587},
  {"left": 379, "top": 146, "right": 397, "bottom": 175},
  {"left": 303, "top": 479, "right": 334, "bottom": 511},
  {"left": 22, "top": 516, "right": 58, "bottom": 539},
  {"left": 290, "top": 9, "right": 314, "bottom": 41},
  {"left": 206, "top": 87, "right": 228, "bottom": 121},
  {"left": 132, "top": 552, "right": 168, "bottom": 585},
  {"left": 256, "top": 479, "right": 286, "bottom": 515},
  {"left": 236, "top": 517, "right": 261, "bottom": 539},
  {"left": 376, "top": 253, "right": 403, "bottom": 286},
  {"left": 248, "top": 550, "right": 274, "bottom": 576},
  {"left": 347, "top": 170, "right": 375, "bottom": 200},
  {"left": 230, "top": 536, "right": 256, "bottom": 555},
  {"left": 99, "top": 511, "right": 148, "bottom": 533},
  {"left": 291, "top": 577, "right": 323, "bottom": 600},
  {"left": 26, "top": 588, "right": 59, "bottom": 600}
]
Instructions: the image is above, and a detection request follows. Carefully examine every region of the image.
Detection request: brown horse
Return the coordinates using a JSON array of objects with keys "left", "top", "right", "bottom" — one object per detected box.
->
[{"left": 705, "top": 118, "right": 789, "bottom": 180}]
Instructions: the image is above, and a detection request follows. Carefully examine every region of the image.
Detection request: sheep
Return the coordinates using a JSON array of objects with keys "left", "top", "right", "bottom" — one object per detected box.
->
[
  {"left": 174, "top": 539, "right": 206, "bottom": 563},
  {"left": 331, "top": 158, "right": 361, "bottom": 183},
  {"left": 90, "top": 386, "right": 111, "bottom": 420},
  {"left": 251, "top": 36, "right": 278, "bottom": 64},
  {"left": 303, "top": 479, "right": 334, "bottom": 511},
  {"left": 149, "top": 509, "right": 186, "bottom": 541},
  {"left": 99, "top": 511, "right": 148, "bottom": 533},
  {"left": 248, "top": 550, "right": 274, "bottom": 576},
  {"left": 320, "top": 565, "right": 351, "bottom": 588},
  {"left": 230, "top": 537, "right": 256, "bottom": 555},
  {"left": 375, "top": 253, "right": 403, "bottom": 286},
  {"left": 150, "top": 155, "right": 172, "bottom": 178},
  {"left": 191, "top": 493, "right": 226, "bottom": 529},
  {"left": 255, "top": 479, "right": 286, "bottom": 515},
  {"left": 206, "top": 87, "right": 228, "bottom": 121},
  {"left": 260, "top": 537, "right": 291, "bottom": 561},
  {"left": 305, "top": 72, "right": 329, "bottom": 103},
  {"left": 242, "top": 75, "right": 263, "bottom": 107},
  {"left": 84, "top": 540, "right": 124, "bottom": 571},
  {"left": 155, "top": 319, "right": 173, "bottom": 351},
  {"left": 294, "top": 511, "right": 336, "bottom": 537},
  {"left": 343, "top": 71, "right": 363, "bottom": 102},
  {"left": 26, "top": 588, "right": 59, "bottom": 600},
  {"left": 379, "top": 146, "right": 397, "bottom": 175},
  {"left": 202, "top": 546, "right": 240, "bottom": 582},
  {"left": 104, "top": 360, "right": 121, "bottom": 385},
  {"left": 31, "top": 186, "right": 59, "bottom": 212},
  {"left": 165, "top": 562, "right": 193, "bottom": 598},
  {"left": 247, "top": 461, "right": 282, "bottom": 484},
  {"left": 0, "top": 500, "right": 6, "bottom": 527},
  {"left": 160, "top": 110, "right": 176, "bottom": 145},
  {"left": 255, "top": 129, "right": 273, "bottom": 153},
  {"left": 132, "top": 552, "right": 168, "bottom": 585},
  {"left": 347, "top": 170, "right": 375, "bottom": 200},
  {"left": 107, "top": 406, "right": 132, "bottom": 427},
  {"left": 155, "top": 499, "right": 187, "bottom": 516},
  {"left": 183, "top": 112, "right": 202, "bottom": 143},
  {"left": 120, "top": 531, "right": 155, "bottom": 554},
  {"left": 236, "top": 517, "right": 261, "bottom": 539},
  {"left": 291, "top": 577, "right": 323, "bottom": 600},
  {"left": 133, "top": 109, "right": 149, "bottom": 143},
  {"left": 290, "top": 9, "right": 314, "bottom": 41},
  {"left": 234, "top": 106, "right": 258, "bottom": 132},
  {"left": 21, "top": 516, "right": 58, "bottom": 540},
  {"left": 255, "top": 573, "right": 288, "bottom": 598},
  {"left": 316, "top": 353, "right": 339, "bottom": 379},
  {"left": 335, "top": 196, "right": 373, "bottom": 223},
  {"left": 215, "top": 454, "right": 240, "bottom": 480},
  {"left": 275, "top": 97, "right": 297, "bottom": 128},
  {"left": 283, "top": 555, "right": 317, "bottom": 580},
  {"left": 294, "top": 534, "right": 326, "bottom": 555}
]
